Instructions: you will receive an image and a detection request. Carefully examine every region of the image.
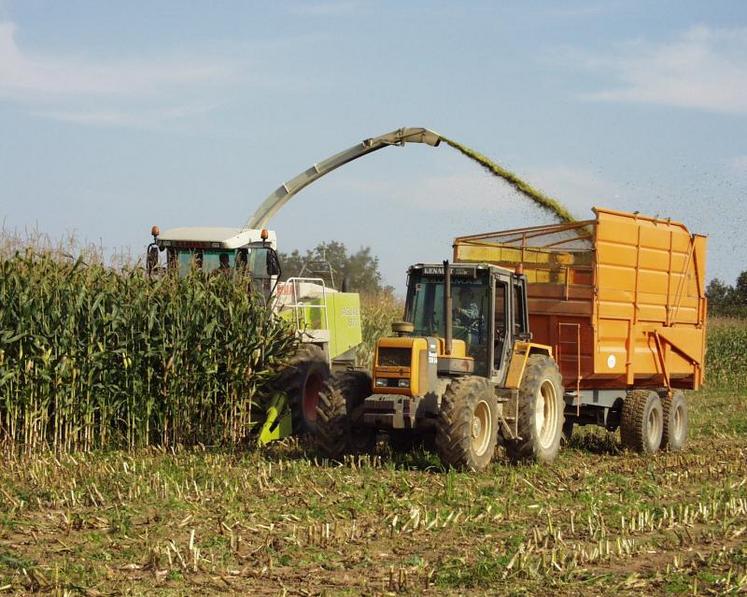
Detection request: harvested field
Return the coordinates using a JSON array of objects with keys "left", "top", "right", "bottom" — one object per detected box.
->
[{"left": 1, "top": 385, "right": 745, "bottom": 595}]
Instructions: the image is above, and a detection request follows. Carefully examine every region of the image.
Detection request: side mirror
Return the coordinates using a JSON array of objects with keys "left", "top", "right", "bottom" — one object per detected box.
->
[
  {"left": 266, "top": 249, "right": 281, "bottom": 277},
  {"left": 146, "top": 245, "right": 159, "bottom": 275}
]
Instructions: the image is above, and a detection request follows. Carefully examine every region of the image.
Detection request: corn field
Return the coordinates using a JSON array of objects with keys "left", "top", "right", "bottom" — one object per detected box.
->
[
  {"left": 356, "top": 293, "right": 403, "bottom": 368},
  {"left": 0, "top": 250, "right": 296, "bottom": 453},
  {"left": 705, "top": 317, "right": 747, "bottom": 390}
]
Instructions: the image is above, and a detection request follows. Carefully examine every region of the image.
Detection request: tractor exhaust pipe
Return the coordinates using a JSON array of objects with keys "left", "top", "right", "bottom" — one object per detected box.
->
[{"left": 444, "top": 259, "right": 452, "bottom": 356}]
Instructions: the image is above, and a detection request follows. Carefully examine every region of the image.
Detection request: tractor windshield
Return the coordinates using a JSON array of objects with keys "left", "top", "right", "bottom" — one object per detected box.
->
[{"left": 406, "top": 270, "right": 490, "bottom": 374}]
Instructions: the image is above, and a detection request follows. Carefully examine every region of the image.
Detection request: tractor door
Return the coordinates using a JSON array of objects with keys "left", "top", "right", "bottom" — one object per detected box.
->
[
  {"left": 511, "top": 275, "right": 530, "bottom": 340},
  {"left": 491, "top": 275, "right": 511, "bottom": 380}
]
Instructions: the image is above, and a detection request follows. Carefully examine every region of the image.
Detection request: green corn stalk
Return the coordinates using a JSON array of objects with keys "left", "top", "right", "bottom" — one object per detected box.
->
[{"left": 0, "top": 249, "right": 297, "bottom": 453}]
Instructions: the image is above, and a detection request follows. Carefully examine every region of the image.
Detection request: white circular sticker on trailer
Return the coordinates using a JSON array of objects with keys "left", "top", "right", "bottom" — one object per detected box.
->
[{"left": 607, "top": 354, "right": 616, "bottom": 369}]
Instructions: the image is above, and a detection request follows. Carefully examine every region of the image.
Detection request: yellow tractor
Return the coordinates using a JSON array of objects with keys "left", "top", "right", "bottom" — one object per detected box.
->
[{"left": 315, "top": 260, "right": 565, "bottom": 471}]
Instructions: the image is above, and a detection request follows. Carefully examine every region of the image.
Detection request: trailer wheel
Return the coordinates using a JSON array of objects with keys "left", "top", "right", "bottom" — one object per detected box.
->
[
  {"left": 661, "top": 390, "right": 688, "bottom": 452},
  {"left": 315, "top": 370, "right": 375, "bottom": 459},
  {"left": 505, "top": 355, "right": 565, "bottom": 464},
  {"left": 436, "top": 376, "right": 499, "bottom": 472},
  {"left": 280, "top": 344, "right": 330, "bottom": 434},
  {"left": 620, "top": 390, "right": 663, "bottom": 454}
]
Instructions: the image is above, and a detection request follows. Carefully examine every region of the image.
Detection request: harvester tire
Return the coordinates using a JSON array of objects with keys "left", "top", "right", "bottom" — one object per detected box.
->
[
  {"left": 279, "top": 344, "right": 330, "bottom": 434},
  {"left": 436, "top": 376, "right": 498, "bottom": 472},
  {"left": 660, "top": 390, "right": 688, "bottom": 452},
  {"left": 620, "top": 390, "right": 663, "bottom": 454},
  {"left": 505, "top": 355, "right": 564, "bottom": 464},
  {"left": 315, "top": 370, "right": 375, "bottom": 459}
]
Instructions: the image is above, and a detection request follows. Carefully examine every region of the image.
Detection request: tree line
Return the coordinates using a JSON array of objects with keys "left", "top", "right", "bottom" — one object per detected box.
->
[
  {"left": 706, "top": 271, "right": 747, "bottom": 318},
  {"left": 278, "top": 241, "right": 393, "bottom": 296}
]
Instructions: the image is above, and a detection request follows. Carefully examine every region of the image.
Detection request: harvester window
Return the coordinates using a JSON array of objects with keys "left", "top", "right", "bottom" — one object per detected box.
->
[{"left": 176, "top": 250, "right": 235, "bottom": 276}]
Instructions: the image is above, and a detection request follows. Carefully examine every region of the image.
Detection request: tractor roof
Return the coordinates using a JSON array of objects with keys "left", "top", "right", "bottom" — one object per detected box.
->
[{"left": 409, "top": 262, "right": 515, "bottom": 277}]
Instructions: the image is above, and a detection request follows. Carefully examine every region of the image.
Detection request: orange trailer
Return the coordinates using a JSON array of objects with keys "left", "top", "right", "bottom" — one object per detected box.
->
[{"left": 454, "top": 208, "right": 707, "bottom": 435}]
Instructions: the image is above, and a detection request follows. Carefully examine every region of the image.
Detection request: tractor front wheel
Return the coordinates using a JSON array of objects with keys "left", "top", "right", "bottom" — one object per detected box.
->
[
  {"left": 436, "top": 376, "right": 499, "bottom": 472},
  {"left": 505, "top": 355, "right": 565, "bottom": 464},
  {"left": 315, "top": 370, "right": 375, "bottom": 459}
]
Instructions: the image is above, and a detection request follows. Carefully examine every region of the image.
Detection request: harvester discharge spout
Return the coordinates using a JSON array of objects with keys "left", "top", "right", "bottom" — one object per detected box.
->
[{"left": 245, "top": 127, "right": 441, "bottom": 229}]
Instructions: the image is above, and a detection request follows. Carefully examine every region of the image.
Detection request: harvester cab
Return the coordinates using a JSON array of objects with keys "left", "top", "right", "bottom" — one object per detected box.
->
[
  {"left": 316, "top": 260, "right": 566, "bottom": 471},
  {"left": 147, "top": 226, "right": 280, "bottom": 297}
]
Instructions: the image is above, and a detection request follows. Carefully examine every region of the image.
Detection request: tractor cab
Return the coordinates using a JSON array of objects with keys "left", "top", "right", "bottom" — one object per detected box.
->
[
  {"left": 396, "top": 262, "right": 530, "bottom": 382},
  {"left": 147, "top": 226, "right": 281, "bottom": 293}
]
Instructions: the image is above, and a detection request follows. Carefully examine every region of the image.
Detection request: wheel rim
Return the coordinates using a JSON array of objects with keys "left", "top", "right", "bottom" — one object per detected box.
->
[
  {"left": 535, "top": 379, "right": 558, "bottom": 449},
  {"left": 646, "top": 404, "right": 661, "bottom": 447},
  {"left": 471, "top": 399, "right": 492, "bottom": 457},
  {"left": 302, "top": 373, "right": 324, "bottom": 424}
]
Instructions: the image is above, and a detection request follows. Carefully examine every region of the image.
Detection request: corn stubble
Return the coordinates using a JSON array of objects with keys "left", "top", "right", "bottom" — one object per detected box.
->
[{"left": 0, "top": 250, "right": 296, "bottom": 452}]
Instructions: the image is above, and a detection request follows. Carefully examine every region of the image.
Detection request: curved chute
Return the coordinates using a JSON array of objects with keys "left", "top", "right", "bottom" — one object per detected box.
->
[{"left": 245, "top": 127, "right": 441, "bottom": 229}]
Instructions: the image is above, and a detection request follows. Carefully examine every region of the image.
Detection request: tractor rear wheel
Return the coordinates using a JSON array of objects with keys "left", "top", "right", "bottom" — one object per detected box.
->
[
  {"left": 660, "top": 390, "right": 688, "bottom": 452},
  {"left": 315, "top": 370, "right": 375, "bottom": 459},
  {"left": 505, "top": 355, "right": 564, "bottom": 464},
  {"left": 436, "top": 376, "right": 499, "bottom": 472},
  {"left": 620, "top": 390, "right": 663, "bottom": 454},
  {"left": 279, "top": 344, "right": 330, "bottom": 434}
]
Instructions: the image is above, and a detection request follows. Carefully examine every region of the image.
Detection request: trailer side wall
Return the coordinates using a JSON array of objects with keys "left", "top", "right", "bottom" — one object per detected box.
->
[{"left": 453, "top": 208, "right": 707, "bottom": 390}]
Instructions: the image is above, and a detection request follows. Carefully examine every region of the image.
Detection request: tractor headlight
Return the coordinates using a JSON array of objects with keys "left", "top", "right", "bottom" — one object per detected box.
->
[
  {"left": 397, "top": 378, "right": 410, "bottom": 388},
  {"left": 375, "top": 378, "right": 387, "bottom": 387}
]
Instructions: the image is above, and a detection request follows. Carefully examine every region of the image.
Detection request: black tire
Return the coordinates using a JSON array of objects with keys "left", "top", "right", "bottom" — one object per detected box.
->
[
  {"left": 561, "top": 418, "right": 574, "bottom": 446},
  {"left": 278, "top": 344, "right": 330, "bottom": 434},
  {"left": 388, "top": 431, "right": 418, "bottom": 453},
  {"left": 388, "top": 431, "right": 435, "bottom": 453},
  {"left": 315, "top": 370, "right": 376, "bottom": 459},
  {"left": 661, "top": 390, "right": 688, "bottom": 452},
  {"left": 505, "top": 355, "right": 565, "bottom": 464},
  {"left": 436, "top": 376, "right": 499, "bottom": 472},
  {"left": 620, "top": 390, "right": 663, "bottom": 454}
]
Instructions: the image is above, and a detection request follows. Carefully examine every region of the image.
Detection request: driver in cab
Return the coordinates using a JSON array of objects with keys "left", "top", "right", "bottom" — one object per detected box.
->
[{"left": 455, "top": 287, "right": 481, "bottom": 329}]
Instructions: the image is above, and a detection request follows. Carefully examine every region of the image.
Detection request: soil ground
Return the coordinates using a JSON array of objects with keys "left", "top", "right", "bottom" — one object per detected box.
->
[{"left": 1, "top": 388, "right": 745, "bottom": 595}]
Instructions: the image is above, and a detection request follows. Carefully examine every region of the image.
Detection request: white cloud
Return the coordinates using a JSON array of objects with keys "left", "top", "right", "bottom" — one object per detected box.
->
[
  {"left": 31, "top": 103, "right": 221, "bottom": 128},
  {"left": 0, "top": 21, "right": 234, "bottom": 126},
  {"left": 287, "top": 1, "right": 363, "bottom": 16},
  {"left": 730, "top": 155, "right": 747, "bottom": 176},
  {"left": 569, "top": 26, "right": 747, "bottom": 114},
  {"left": 0, "top": 22, "right": 231, "bottom": 99}
]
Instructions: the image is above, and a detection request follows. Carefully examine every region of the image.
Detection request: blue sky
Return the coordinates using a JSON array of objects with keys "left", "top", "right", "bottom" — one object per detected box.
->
[{"left": 1, "top": 1, "right": 746, "bottom": 291}]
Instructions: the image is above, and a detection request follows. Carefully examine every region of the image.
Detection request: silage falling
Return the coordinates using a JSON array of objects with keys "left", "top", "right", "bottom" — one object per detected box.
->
[{"left": 439, "top": 136, "right": 576, "bottom": 224}]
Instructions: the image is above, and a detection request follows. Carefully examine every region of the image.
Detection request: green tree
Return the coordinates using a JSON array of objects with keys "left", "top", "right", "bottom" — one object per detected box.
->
[
  {"left": 736, "top": 271, "right": 747, "bottom": 306},
  {"left": 706, "top": 278, "right": 734, "bottom": 312},
  {"left": 278, "top": 241, "right": 391, "bottom": 296},
  {"left": 706, "top": 271, "right": 747, "bottom": 317}
]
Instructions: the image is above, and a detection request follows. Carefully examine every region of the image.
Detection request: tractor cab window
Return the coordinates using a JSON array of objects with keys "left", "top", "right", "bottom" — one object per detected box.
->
[{"left": 408, "top": 275, "right": 490, "bottom": 375}]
